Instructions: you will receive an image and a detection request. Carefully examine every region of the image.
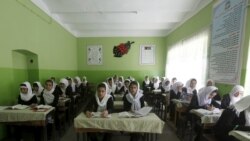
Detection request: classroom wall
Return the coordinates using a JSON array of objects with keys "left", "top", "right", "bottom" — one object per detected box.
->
[
  {"left": 77, "top": 37, "right": 166, "bottom": 84},
  {"left": 0, "top": 0, "right": 78, "bottom": 139},
  {"left": 165, "top": 1, "right": 250, "bottom": 95}
]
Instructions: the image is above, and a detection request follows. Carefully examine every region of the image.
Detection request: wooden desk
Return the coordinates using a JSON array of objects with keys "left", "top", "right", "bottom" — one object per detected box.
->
[
  {"left": 0, "top": 107, "right": 55, "bottom": 141},
  {"left": 74, "top": 113, "right": 165, "bottom": 141},
  {"left": 229, "top": 130, "right": 250, "bottom": 141},
  {"left": 190, "top": 109, "right": 223, "bottom": 141},
  {"left": 172, "top": 99, "right": 190, "bottom": 127}
]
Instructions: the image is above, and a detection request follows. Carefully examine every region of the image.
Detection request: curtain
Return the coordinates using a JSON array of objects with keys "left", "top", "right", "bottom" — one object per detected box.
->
[{"left": 165, "top": 29, "right": 209, "bottom": 89}]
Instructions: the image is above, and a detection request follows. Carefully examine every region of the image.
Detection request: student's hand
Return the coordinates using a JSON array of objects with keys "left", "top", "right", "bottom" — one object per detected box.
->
[
  {"left": 30, "top": 103, "right": 37, "bottom": 108},
  {"left": 207, "top": 105, "right": 214, "bottom": 111},
  {"left": 85, "top": 111, "right": 92, "bottom": 118},
  {"left": 101, "top": 110, "right": 108, "bottom": 118}
]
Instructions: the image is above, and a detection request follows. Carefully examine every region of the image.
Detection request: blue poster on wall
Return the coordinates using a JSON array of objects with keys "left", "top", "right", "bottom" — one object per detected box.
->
[{"left": 209, "top": 0, "right": 247, "bottom": 84}]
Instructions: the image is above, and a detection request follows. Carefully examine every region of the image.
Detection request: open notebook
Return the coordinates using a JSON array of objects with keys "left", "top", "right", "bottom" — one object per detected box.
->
[
  {"left": 118, "top": 106, "right": 152, "bottom": 118},
  {"left": 195, "top": 108, "right": 221, "bottom": 115},
  {"left": 35, "top": 105, "right": 52, "bottom": 109},
  {"left": 11, "top": 104, "right": 29, "bottom": 110},
  {"left": 91, "top": 112, "right": 111, "bottom": 118}
]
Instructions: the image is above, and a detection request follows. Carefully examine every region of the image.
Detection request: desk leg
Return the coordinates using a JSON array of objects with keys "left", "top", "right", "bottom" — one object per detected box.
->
[
  {"left": 82, "top": 133, "right": 87, "bottom": 141},
  {"left": 77, "top": 133, "right": 79, "bottom": 141},
  {"left": 43, "top": 126, "right": 47, "bottom": 141}
]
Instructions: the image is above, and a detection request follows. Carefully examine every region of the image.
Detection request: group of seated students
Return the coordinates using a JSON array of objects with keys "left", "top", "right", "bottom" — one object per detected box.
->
[
  {"left": 18, "top": 76, "right": 89, "bottom": 106},
  {"left": 142, "top": 75, "right": 177, "bottom": 93},
  {"left": 157, "top": 76, "right": 249, "bottom": 141},
  {"left": 84, "top": 77, "right": 144, "bottom": 141}
]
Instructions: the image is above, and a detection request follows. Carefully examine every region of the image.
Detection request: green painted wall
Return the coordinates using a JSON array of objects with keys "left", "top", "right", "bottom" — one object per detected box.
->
[
  {"left": 0, "top": 0, "right": 78, "bottom": 139},
  {"left": 77, "top": 37, "right": 166, "bottom": 84},
  {"left": 166, "top": 1, "right": 250, "bottom": 96}
]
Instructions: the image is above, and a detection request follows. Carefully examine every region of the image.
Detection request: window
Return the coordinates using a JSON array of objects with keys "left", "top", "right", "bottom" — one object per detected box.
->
[
  {"left": 244, "top": 43, "right": 250, "bottom": 96},
  {"left": 165, "top": 29, "right": 209, "bottom": 89}
]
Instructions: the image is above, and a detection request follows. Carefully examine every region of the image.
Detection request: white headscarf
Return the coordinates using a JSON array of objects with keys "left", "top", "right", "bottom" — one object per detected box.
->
[
  {"left": 33, "top": 81, "right": 44, "bottom": 97},
  {"left": 185, "top": 78, "right": 197, "bottom": 94},
  {"left": 162, "top": 78, "right": 170, "bottom": 92},
  {"left": 82, "top": 76, "right": 88, "bottom": 86},
  {"left": 229, "top": 85, "right": 244, "bottom": 106},
  {"left": 74, "top": 76, "right": 82, "bottom": 87},
  {"left": 172, "top": 81, "right": 183, "bottom": 94},
  {"left": 126, "top": 81, "right": 143, "bottom": 112},
  {"left": 20, "top": 82, "right": 34, "bottom": 101},
  {"left": 95, "top": 82, "right": 111, "bottom": 112},
  {"left": 153, "top": 76, "right": 160, "bottom": 89},
  {"left": 197, "top": 86, "right": 218, "bottom": 106},
  {"left": 107, "top": 77, "right": 116, "bottom": 93},
  {"left": 233, "top": 95, "right": 250, "bottom": 126},
  {"left": 60, "top": 78, "right": 69, "bottom": 97},
  {"left": 43, "top": 82, "right": 55, "bottom": 105}
]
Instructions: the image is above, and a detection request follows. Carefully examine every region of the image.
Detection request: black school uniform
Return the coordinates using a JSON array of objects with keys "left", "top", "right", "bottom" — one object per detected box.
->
[
  {"left": 221, "top": 94, "right": 231, "bottom": 109},
  {"left": 214, "top": 108, "right": 250, "bottom": 141},
  {"left": 18, "top": 95, "right": 37, "bottom": 105}
]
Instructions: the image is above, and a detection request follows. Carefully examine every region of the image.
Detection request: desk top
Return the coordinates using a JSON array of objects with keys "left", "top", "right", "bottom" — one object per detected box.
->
[
  {"left": 74, "top": 113, "right": 164, "bottom": 134},
  {"left": 0, "top": 107, "right": 54, "bottom": 122},
  {"left": 229, "top": 130, "right": 250, "bottom": 141},
  {"left": 190, "top": 109, "right": 222, "bottom": 124}
]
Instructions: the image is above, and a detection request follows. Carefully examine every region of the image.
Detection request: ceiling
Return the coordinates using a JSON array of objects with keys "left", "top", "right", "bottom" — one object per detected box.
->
[{"left": 31, "top": 0, "right": 212, "bottom": 37}]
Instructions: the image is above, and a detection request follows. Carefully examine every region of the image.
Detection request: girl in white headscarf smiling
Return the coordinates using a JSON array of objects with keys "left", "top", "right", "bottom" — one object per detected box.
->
[
  {"left": 188, "top": 86, "right": 221, "bottom": 110},
  {"left": 18, "top": 81, "right": 37, "bottom": 105},
  {"left": 221, "top": 85, "right": 244, "bottom": 109},
  {"left": 214, "top": 95, "right": 250, "bottom": 141}
]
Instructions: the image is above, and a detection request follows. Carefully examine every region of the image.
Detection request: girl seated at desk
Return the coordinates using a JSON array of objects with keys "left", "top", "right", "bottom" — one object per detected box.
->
[
  {"left": 221, "top": 85, "right": 244, "bottom": 109},
  {"left": 161, "top": 78, "right": 170, "bottom": 93},
  {"left": 214, "top": 95, "right": 250, "bottom": 141},
  {"left": 169, "top": 81, "right": 183, "bottom": 120},
  {"left": 107, "top": 77, "right": 116, "bottom": 99},
  {"left": 59, "top": 78, "right": 72, "bottom": 98},
  {"left": 142, "top": 75, "right": 151, "bottom": 92},
  {"left": 123, "top": 81, "right": 144, "bottom": 141},
  {"left": 32, "top": 81, "right": 44, "bottom": 103},
  {"left": 74, "top": 76, "right": 84, "bottom": 95},
  {"left": 188, "top": 86, "right": 221, "bottom": 110},
  {"left": 85, "top": 82, "right": 114, "bottom": 141},
  {"left": 115, "top": 76, "right": 125, "bottom": 94},
  {"left": 18, "top": 81, "right": 37, "bottom": 105},
  {"left": 40, "top": 79, "right": 59, "bottom": 107},
  {"left": 183, "top": 78, "right": 197, "bottom": 95}
]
